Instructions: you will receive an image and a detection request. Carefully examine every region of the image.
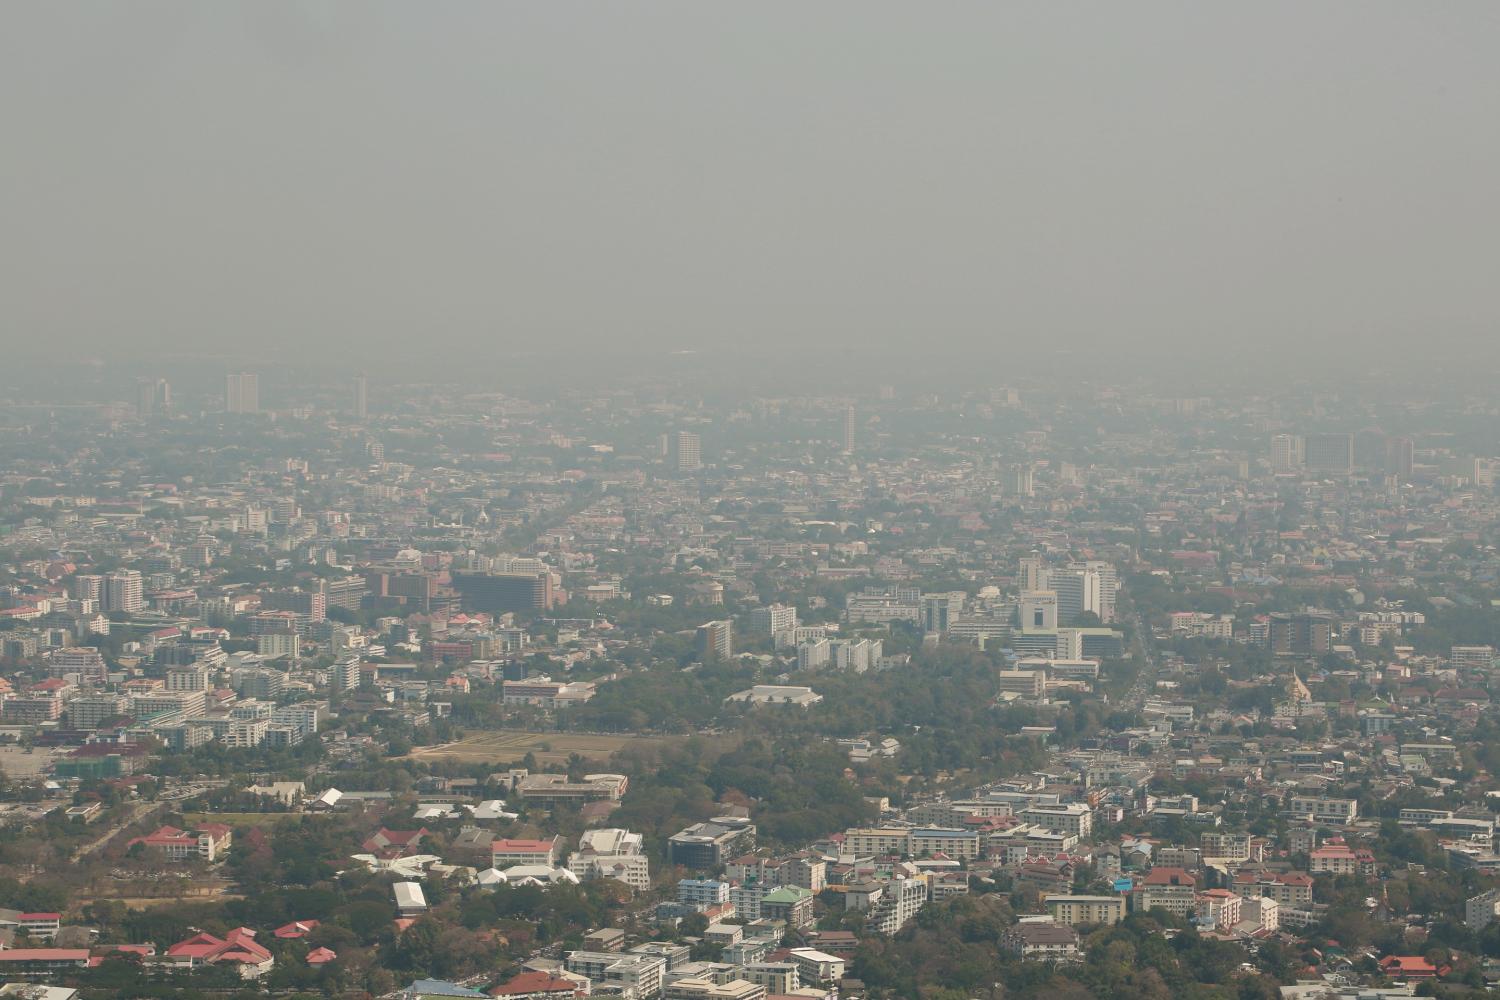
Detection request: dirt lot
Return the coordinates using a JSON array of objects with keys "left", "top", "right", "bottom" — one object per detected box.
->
[
  {"left": 404, "top": 730, "right": 678, "bottom": 767},
  {"left": 181, "top": 812, "right": 288, "bottom": 829},
  {"left": 0, "top": 745, "right": 61, "bottom": 780}
]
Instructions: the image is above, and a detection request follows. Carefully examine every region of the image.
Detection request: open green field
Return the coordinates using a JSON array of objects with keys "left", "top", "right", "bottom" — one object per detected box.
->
[{"left": 405, "top": 730, "right": 684, "bottom": 767}]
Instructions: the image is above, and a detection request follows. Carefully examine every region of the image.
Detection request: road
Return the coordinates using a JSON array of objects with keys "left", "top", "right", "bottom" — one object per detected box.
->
[
  {"left": 70, "top": 780, "right": 226, "bottom": 862},
  {"left": 72, "top": 801, "right": 165, "bottom": 862},
  {"left": 1120, "top": 611, "right": 1161, "bottom": 710}
]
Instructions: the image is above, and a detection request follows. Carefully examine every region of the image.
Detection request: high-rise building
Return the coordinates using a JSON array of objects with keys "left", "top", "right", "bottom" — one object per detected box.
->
[
  {"left": 1019, "top": 590, "right": 1058, "bottom": 630},
  {"left": 921, "top": 593, "right": 965, "bottom": 634},
  {"left": 225, "top": 372, "right": 260, "bottom": 414},
  {"left": 452, "top": 571, "right": 556, "bottom": 614},
  {"left": 1269, "top": 434, "right": 1303, "bottom": 473},
  {"left": 1010, "top": 467, "right": 1034, "bottom": 497},
  {"left": 1018, "top": 556, "right": 1048, "bottom": 593},
  {"left": 1050, "top": 569, "right": 1102, "bottom": 624},
  {"left": 1071, "top": 560, "right": 1119, "bottom": 623},
  {"left": 697, "top": 620, "right": 733, "bottom": 660},
  {"left": 329, "top": 655, "right": 362, "bottom": 695},
  {"left": 1379, "top": 436, "right": 1413, "bottom": 478},
  {"left": 842, "top": 405, "right": 856, "bottom": 454},
  {"left": 1303, "top": 433, "right": 1354, "bottom": 473},
  {"left": 103, "top": 569, "right": 144, "bottom": 614},
  {"left": 668, "top": 431, "right": 703, "bottom": 473},
  {"left": 748, "top": 604, "right": 798, "bottom": 637},
  {"left": 136, "top": 378, "right": 171, "bottom": 419},
  {"left": 353, "top": 373, "right": 368, "bottom": 419},
  {"left": 72, "top": 574, "right": 104, "bottom": 603},
  {"left": 1268, "top": 613, "right": 1333, "bottom": 656}
]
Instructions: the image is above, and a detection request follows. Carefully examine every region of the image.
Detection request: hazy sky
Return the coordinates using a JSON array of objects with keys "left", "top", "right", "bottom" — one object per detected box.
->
[{"left": 3, "top": 3, "right": 1499, "bottom": 369}]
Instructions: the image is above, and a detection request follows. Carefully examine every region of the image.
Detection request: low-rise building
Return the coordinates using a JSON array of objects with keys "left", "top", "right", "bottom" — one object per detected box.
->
[{"left": 1046, "top": 895, "right": 1125, "bottom": 927}]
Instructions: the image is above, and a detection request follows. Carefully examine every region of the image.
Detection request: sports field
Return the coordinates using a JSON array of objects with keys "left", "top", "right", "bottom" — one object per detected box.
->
[{"left": 405, "top": 730, "right": 670, "bottom": 766}]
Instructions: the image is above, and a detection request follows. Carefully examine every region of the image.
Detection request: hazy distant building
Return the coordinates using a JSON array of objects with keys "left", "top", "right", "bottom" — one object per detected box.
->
[
  {"left": 842, "top": 405, "right": 856, "bottom": 454},
  {"left": 1050, "top": 568, "right": 1102, "bottom": 624},
  {"left": 453, "top": 571, "right": 556, "bottom": 614},
  {"left": 1269, "top": 612, "right": 1333, "bottom": 655},
  {"left": 1303, "top": 433, "right": 1354, "bottom": 473},
  {"left": 1019, "top": 590, "right": 1058, "bottom": 630},
  {"left": 698, "top": 620, "right": 733, "bottom": 660},
  {"left": 1387, "top": 435, "right": 1415, "bottom": 478},
  {"left": 1018, "top": 556, "right": 1048, "bottom": 593},
  {"left": 353, "top": 373, "right": 368, "bottom": 419},
  {"left": 921, "top": 592, "right": 964, "bottom": 634},
  {"left": 748, "top": 604, "right": 797, "bottom": 637},
  {"left": 1270, "top": 433, "right": 1303, "bottom": 473},
  {"left": 669, "top": 431, "right": 703, "bottom": 472},
  {"left": 1010, "top": 467, "right": 1034, "bottom": 497},
  {"left": 225, "top": 372, "right": 260, "bottom": 414},
  {"left": 72, "top": 574, "right": 104, "bottom": 603},
  {"left": 1070, "top": 560, "right": 1118, "bottom": 623},
  {"left": 136, "top": 378, "right": 171, "bottom": 419}
]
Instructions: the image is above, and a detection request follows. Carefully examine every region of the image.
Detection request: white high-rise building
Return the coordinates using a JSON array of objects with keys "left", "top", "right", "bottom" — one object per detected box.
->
[
  {"left": 1050, "top": 569, "right": 1102, "bottom": 624},
  {"left": 669, "top": 431, "right": 702, "bottom": 472},
  {"left": 329, "top": 655, "right": 362, "bottom": 695},
  {"left": 1018, "top": 590, "right": 1058, "bottom": 630},
  {"left": 1018, "top": 557, "right": 1048, "bottom": 592},
  {"left": 1074, "top": 560, "right": 1119, "bottom": 623},
  {"left": 797, "top": 639, "right": 830, "bottom": 671},
  {"left": 353, "top": 374, "right": 368, "bottom": 419},
  {"left": 103, "top": 570, "right": 144, "bottom": 614},
  {"left": 225, "top": 372, "right": 260, "bottom": 414},
  {"left": 749, "top": 604, "right": 798, "bottom": 637},
  {"left": 1270, "top": 433, "right": 1303, "bottom": 473}
]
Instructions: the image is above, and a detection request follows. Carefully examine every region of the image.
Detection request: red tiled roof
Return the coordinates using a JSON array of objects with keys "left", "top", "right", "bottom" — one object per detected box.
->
[
  {"left": 273, "top": 920, "right": 319, "bottom": 939},
  {"left": 489, "top": 970, "right": 580, "bottom": 996}
]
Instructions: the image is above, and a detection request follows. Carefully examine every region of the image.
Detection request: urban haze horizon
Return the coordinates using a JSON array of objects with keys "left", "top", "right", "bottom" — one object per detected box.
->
[{"left": 3, "top": 3, "right": 1498, "bottom": 370}]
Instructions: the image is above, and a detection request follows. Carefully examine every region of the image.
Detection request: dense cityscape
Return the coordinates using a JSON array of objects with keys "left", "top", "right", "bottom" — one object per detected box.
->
[{"left": 1, "top": 366, "right": 1499, "bottom": 1000}]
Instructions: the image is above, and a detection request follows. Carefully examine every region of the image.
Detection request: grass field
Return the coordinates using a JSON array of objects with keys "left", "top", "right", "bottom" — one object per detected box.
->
[{"left": 405, "top": 730, "right": 675, "bottom": 766}]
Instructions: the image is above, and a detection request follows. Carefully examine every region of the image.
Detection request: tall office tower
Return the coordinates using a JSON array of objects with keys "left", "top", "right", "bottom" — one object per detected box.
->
[
  {"left": 1074, "top": 560, "right": 1119, "bottom": 623},
  {"left": 1018, "top": 590, "right": 1058, "bottom": 630},
  {"left": 1018, "top": 556, "right": 1048, "bottom": 592},
  {"left": 1303, "top": 432, "right": 1354, "bottom": 473},
  {"left": 1010, "top": 467, "right": 1034, "bottom": 497},
  {"left": 103, "top": 569, "right": 144, "bottom": 614},
  {"left": 696, "top": 620, "right": 733, "bottom": 660},
  {"left": 1050, "top": 568, "right": 1102, "bottom": 624},
  {"left": 668, "top": 431, "right": 702, "bottom": 472},
  {"left": 1269, "top": 434, "right": 1304, "bottom": 473},
  {"left": 136, "top": 378, "right": 170, "bottom": 418},
  {"left": 1476, "top": 458, "right": 1496, "bottom": 489},
  {"left": 353, "top": 373, "right": 368, "bottom": 419},
  {"left": 1386, "top": 436, "right": 1415, "bottom": 478},
  {"left": 842, "top": 405, "right": 856, "bottom": 454},
  {"left": 225, "top": 372, "right": 260, "bottom": 414}
]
